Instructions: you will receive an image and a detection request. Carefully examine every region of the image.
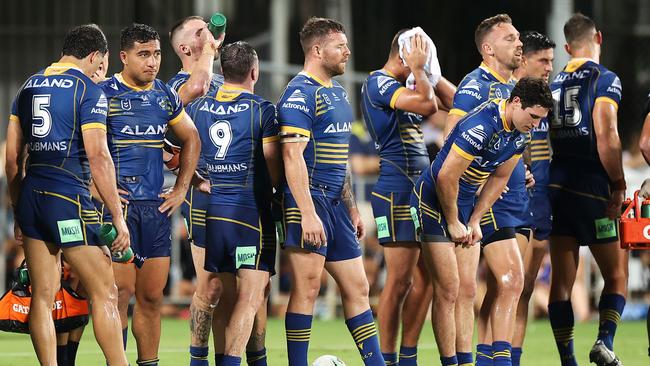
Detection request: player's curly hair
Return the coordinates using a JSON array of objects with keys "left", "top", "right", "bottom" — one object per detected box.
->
[
  {"left": 509, "top": 77, "right": 554, "bottom": 110},
  {"left": 62, "top": 24, "right": 108, "bottom": 58},
  {"left": 474, "top": 14, "right": 512, "bottom": 53},
  {"left": 564, "top": 13, "right": 597, "bottom": 46},
  {"left": 221, "top": 41, "right": 258, "bottom": 83},
  {"left": 521, "top": 31, "right": 556, "bottom": 55},
  {"left": 299, "top": 17, "right": 345, "bottom": 54},
  {"left": 120, "top": 23, "right": 160, "bottom": 51}
]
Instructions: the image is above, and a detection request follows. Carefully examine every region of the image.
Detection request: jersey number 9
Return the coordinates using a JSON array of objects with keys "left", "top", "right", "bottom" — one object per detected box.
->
[
  {"left": 32, "top": 94, "right": 52, "bottom": 138},
  {"left": 209, "top": 120, "right": 233, "bottom": 160}
]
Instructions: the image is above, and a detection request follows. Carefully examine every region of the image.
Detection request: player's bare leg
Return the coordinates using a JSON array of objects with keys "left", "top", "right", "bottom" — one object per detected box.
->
[
  {"left": 224, "top": 270, "right": 270, "bottom": 357},
  {"left": 326, "top": 256, "right": 384, "bottom": 364},
  {"left": 64, "top": 244, "right": 128, "bottom": 365},
  {"left": 246, "top": 281, "right": 270, "bottom": 363},
  {"left": 132, "top": 257, "right": 170, "bottom": 362},
  {"left": 377, "top": 245, "right": 419, "bottom": 355},
  {"left": 421, "top": 243, "right": 460, "bottom": 360},
  {"left": 513, "top": 237, "right": 547, "bottom": 348},
  {"left": 113, "top": 261, "right": 136, "bottom": 347},
  {"left": 284, "top": 248, "right": 325, "bottom": 366},
  {"left": 399, "top": 255, "right": 433, "bottom": 364},
  {"left": 24, "top": 237, "right": 61, "bottom": 365},
  {"left": 190, "top": 245, "right": 222, "bottom": 348},
  {"left": 213, "top": 272, "right": 237, "bottom": 358},
  {"left": 454, "top": 244, "right": 480, "bottom": 354},
  {"left": 482, "top": 238, "right": 524, "bottom": 342}
]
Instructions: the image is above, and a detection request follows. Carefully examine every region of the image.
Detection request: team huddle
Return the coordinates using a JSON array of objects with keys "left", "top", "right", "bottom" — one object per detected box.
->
[{"left": 5, "top": 10, "right": 630, "bottom": 366}]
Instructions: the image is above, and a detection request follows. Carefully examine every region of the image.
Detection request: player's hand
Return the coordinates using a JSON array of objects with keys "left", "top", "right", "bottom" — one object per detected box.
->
[
  {"left": 196, "top": 179, "right": 211, "bottom": 194},
  {"left": 159, "top": 186, "right": 188, "bottom": 216},
  {"left": 606, "top": 189, "right": 625, "bottom": 220},
  {"left": 640, "top": 178, "right": 650, "bottom": 199},
  {"left": 349, "top": 207, "right": 365, "bottom": 240},
  {"left": 301, "top": 211, "right": 327, "bottom": 248},
  {"left": 525, "top": 165, "right": 535, "bottom": 189},
  {"left": 110, "top": 217, "right": 131, "bottom": 254},
  {"left": 465, "top": 219, "right": 483, "bottom": 247},
  {"left": 13, "top": 222, "right": 23, "bottom": 246},
  {"left": 404, "top": 34, "right": 429, "bottom": 71},
  {"left": 447, "top": 219, "right": 470, "bottom": 244}
]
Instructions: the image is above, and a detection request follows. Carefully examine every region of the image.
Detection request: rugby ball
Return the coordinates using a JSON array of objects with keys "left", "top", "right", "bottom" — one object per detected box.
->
[{"left": 312, "top": 355, "right": 346, "bottom": 366}]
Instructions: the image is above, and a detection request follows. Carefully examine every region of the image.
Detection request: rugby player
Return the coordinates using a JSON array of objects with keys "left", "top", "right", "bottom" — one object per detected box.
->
[
  {"left": 6, "top": 24, "right": 129, "bottom": 366},
  {"left": 187, "top": 41, "right": 281, "bottom": 366},
  {"left": 101, "top": 23, "right": 201, "bottom": 366},
  {"left": 360, "top": 30, "right": 455, "bottom": 366},
  {"left": 547, "top": 13, "right": 627, "bottom": 366},
  {"left": 443, "top": 14, "right": 527, "bottom": 366},
  {"left": 277, "top": 17, "right": 384, "bottom": 366},
  {"left": 411, "top": 77, "right": 552, "bottom": 366}
]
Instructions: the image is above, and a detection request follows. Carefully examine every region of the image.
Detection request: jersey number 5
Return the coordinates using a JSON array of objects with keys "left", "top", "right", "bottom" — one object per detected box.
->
[
  {"left": 551, "top": 86, "right": 582, "bottom": 128},
  {"left": 32, "top": 94, "right": 52, "bottom": 138},
  {"left": 209, "top": 120, "right": 233, "bottom": 160}
]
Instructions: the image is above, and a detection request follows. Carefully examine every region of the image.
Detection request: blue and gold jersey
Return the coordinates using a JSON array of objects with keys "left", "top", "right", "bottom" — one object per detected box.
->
[
  {"left": 167, "top": 71, "right": 224, "bottom": 176},
  {"left": 361, "top": 69, "right": 428, "bottom": 192},
  {"left": 424, "top": 99, "right": 529, "bottom": 202},
  {"left": 549, "top": 58, "right": 622, "bottom": 168},
  {"left": 100, "top": 73, "right": 185, "bottom": 200},
  {"left": 529, "top": 118, "right": 550, "bottom": 189},
  {"left": 277, "top": 72, "right": 354, "bottom": 198},
  {"left": 187, "top": 85, "right": 279, "bottom": 207},
  {"left": 10, "top": 63, "right": 108, "bottom": 194},
  {"left": 449, "top": 63, "right": 528, "bottom": 194}
]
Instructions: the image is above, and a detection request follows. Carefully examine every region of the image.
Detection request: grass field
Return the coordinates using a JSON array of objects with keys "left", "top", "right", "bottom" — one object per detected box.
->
[{"left": 0, "top": 318, "right": 648, "bottom": 365}]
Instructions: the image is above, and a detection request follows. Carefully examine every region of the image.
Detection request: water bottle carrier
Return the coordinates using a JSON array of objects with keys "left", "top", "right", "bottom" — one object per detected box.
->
[{"left": 620, "top": 190, "right": 650, "bottom": 249}]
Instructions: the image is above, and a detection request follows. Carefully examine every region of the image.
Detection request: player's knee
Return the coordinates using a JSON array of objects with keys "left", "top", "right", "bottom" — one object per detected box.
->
[
  {"left": 520, "top": 272, "right": 537, "bottom": 301},
  {"left": 497, "top": 270, "right": 524, "bottom": 298},
  {"left": 433, "top": 278, "right": 459, "bottom": 304},
  {"left": 340, "top": 277, "right": 370, "bottom": 304},
  {"left": 292, "top": 274, "right": 322, "bottom": 303},
  {"left": 117, "top": 282, "right": 135, "bottom": 302},
  {"left": 201, "top": 276, "right": 222, "bottom": 304},
  {"left": 136, "top": 289, "right": 164, "bottom": 308},
  {"left": 457, "top": 278, "right": 477, "bottom": 301}
]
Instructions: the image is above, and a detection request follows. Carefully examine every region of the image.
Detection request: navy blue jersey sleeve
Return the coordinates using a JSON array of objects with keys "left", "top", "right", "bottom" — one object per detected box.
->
[
  {"left": 79, "top": 84, "right": 108, "bottom": 131},
  {"left": 513, "top": 132, "right": 531, "bottom": 157},
  {"left": 450, "top": 117, "right": 494, "bottom": 161},
  {"left": 261, "top": 102, "right": 280, "bottom": 143},
  {"left": 366, "top": 73, "right": 406, "bottom": 110},
  {"left": 166, "top": 85, "right": 186, "bottom": 126},
  {"left": 595, "top": 71, "right": 622, "bottom": 109},
  {"left": 450, "top": 77, "right": 483, "bottom": 117},
  {"left": 9, "top": 94, "right": 19, "bottom": 124},
  {"left": 277, "top": 85, "right": 315, "bottom": 138}
]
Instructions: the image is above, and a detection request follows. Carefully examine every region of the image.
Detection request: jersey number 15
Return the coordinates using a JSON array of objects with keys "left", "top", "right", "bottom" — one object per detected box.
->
[{"left": 551, "top": 86, "right": 582, "bottom": 128}]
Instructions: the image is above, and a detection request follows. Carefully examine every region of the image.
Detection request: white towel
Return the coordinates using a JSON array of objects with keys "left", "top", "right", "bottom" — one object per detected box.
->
[{"left": 398, "top": 27, "right": 441, "bottom": 88}]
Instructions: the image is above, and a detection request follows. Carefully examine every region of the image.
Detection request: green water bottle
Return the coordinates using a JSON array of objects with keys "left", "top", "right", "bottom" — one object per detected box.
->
[
  {"left": 17, "top": 267, "right": 29, "bottom": 286},
  {"left": 207, "top": 12, "right": 227, "bottom": 38},
  {"left": 99, "top": 224, "right": 134, "bottom": 263},
  {"left": 642, "top": 200, "right": 650, "bottom": 218}
]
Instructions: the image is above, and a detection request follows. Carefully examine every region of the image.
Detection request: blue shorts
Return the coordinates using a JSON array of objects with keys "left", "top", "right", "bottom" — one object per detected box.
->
[
  {"left": 181, "top": 186, "right": 208, "bottom": 248},
  {"left": 205, "top": 204, "right": 276, "bottom": 274},
  {"left": 104, "top": 200, "right": 171, "bottom": 260},
  {"left": 481, "top": 190, "right": 532, "bottom": 240},
  {"left": 530, "top": 188, "right": 552, "bottom": 241},
  {"left": 370, "top": 189, "right": 418, "bottom": 245},
  {"left": 410, "top": 179, "right": 473, "bottom": 243},
  {"left": 17, "top": 184, "right": 101, "bottom": 248},
  {"left": 282, "top": 193, "right": 362, "bottom": 261}
]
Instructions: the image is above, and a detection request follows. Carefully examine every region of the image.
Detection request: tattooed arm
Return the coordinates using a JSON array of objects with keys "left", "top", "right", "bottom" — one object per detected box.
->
[{"left": 342, "top": 165, "right": 365, "bottom": 240}]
